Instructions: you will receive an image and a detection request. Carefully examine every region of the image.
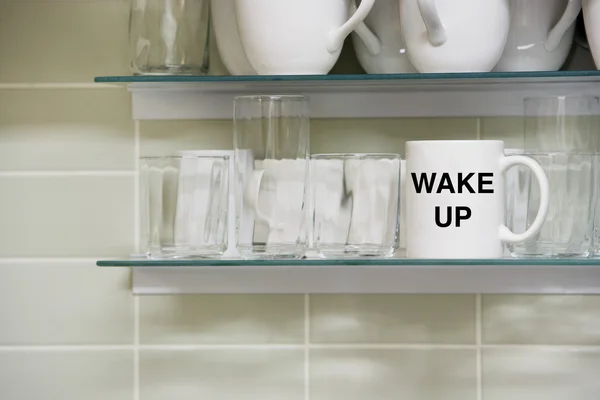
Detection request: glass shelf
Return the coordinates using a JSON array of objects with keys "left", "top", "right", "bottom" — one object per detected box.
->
[
  {"left": 97, "top": 257, "right": 600, "bottom": 267},
  {"left": 95, "top": 70, "right": 600, "bottom": 84}
]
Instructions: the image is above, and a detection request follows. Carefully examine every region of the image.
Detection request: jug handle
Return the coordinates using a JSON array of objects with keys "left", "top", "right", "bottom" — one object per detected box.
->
[
  {"left": 417, "top": 0, "right": 447, "bottom": 47},
  {"left": 347, "top": 0, "right": 382, "bottom": 56},
  {"left": 327, "top": 0, "right": 379, "bottom": 53},
  {"left": 545, "top": 0, "right": 582, "bottom": 52}
]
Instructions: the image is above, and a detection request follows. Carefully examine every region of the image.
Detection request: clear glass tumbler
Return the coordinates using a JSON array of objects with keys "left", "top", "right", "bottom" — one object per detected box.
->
[
  {"left": 234, "top": 95, "right": 310, "bottom": 259},
  {"left": 311, "top": 153, "right": 401, "bottom": 258},
  {"left": 129, "top": 0, "right": 210, "bottom": 75},
  {"left": 139, "top": 155, "right": 229, "bottom": 259},
  {"left": 508, "top": 96, "right": 600, "bottom": 257}
]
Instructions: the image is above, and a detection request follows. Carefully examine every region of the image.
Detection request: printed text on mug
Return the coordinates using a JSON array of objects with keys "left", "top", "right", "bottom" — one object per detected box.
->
[{"left": 411, "top": 172, "right": 494, "bottom": 228}]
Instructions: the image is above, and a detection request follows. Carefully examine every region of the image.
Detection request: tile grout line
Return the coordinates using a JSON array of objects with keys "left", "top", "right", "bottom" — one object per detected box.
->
[
  {"left": 476, "top": 294, "right": 483, "bottom": 400},
  {"left": 133, "top": 119, "right": 141, "bottom": 400},
  {"left": 0, "top": 83, "right": 120, "bottom": 90},
  {"left": 304, "top": 294, "right": 311, "bottom": 400}
]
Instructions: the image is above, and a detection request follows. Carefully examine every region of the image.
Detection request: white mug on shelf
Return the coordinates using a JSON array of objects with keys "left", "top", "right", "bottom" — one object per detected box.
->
[
  {"left": 584, "top": 0, "right": 600, "bottom": 69},
  {"left": 495, "top": 0, "right": 581, "bottom": 72},
  {"left": 234, "top": 0, "right": 380, "bottom": 75},
  {"left": 405, "top": 141, "right": 550, "bottom": 259},
  {"left": 210, "top": 0, "right": 256, "bottom": 75},
  {"left": 351, "top": 0, "right": 417, "bottom": 73},
  {"left": 399, "top": 0, "right": 510, "bottom": 73}
]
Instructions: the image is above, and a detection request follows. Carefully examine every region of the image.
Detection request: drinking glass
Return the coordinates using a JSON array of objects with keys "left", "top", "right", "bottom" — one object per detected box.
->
[
  {"left": 234, "top": 95, "right": 310, "bottom": 259},
  {"left": 509, "top": 96, "right": 600, "bottom": 257},
  {"left": 139, "top": 155, "right": 229, "bottom": 259},
  {"left": 311, "top": 153, "right": 401, "bottom": 258},
  {"left": 129, "top": 0, "right": 210, "bottom": 75}
]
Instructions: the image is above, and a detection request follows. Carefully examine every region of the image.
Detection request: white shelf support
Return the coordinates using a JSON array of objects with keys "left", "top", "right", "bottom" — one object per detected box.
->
[
  {"left": 128, "top": 78, "right": 600, "bottom": 119},
  {"left": 132, "top": 264, "right": 600, "bottom": 295}
]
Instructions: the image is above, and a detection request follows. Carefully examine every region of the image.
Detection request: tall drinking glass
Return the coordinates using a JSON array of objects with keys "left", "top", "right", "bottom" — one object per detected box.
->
[
  {"left": 234, "top": 95, "right": 310, "bottom": 259},
  {"left": 509, "top": 96, "right": 600, "bottom": 257}
]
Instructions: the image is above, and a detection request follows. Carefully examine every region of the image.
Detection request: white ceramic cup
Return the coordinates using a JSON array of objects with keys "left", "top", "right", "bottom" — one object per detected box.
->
[
  {"left": 210, "top": 0, "right": 256, "bottom": 75},
  {"left": 495, "top": 0, "right": 581, "bottom": 72},
  {"left": 234, "top": 0, "right": 379, "bottom": 74},
  {"left": 351, "top": 0, "right": 417, "bottom": 73},
  {"left": 399, "top": 0, "right": 510, "bottom": 73},
  {"left": 405, "top": 141, "right": 550, "bottom": 259},
  {"left": 584, "top": 0, "right": 600, "bottom": 69}
]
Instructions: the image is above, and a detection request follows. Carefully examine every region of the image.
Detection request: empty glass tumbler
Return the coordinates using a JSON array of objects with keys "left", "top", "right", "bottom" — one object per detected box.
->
[
  {"left": 311, "top": 154, "right": 401, "bottom": 258},
  {"left": 508, "top": 96, "right": 600, "bottom": 257},
  {"left": 129, "top": 0, "right": 210, "bottom": 75},
  {"left": 139, "top": 155, "right": 229, "bottom": 259},
  {"left": 234, "top": 95, "right": 310, "bottom": 259}
]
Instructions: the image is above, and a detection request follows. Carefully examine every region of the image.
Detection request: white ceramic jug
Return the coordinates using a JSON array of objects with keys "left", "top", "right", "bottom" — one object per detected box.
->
[
  {"left": 235, "top": 0, "right": 380, "bottom": 75},
  {"left": 584, "top": 0, "right": 600, "bottom": 69},
  {"left": 399, "top": 0, "right": 510, "bottom": 73},
  {"left": 351, "top": 0, "right": 417, "bottom": 73},
  {"left": 210, "top": 0, "right": 256, "bottom": 75},
  {"left": 495, "top": 0, "right": 581, "bottom": 72}
]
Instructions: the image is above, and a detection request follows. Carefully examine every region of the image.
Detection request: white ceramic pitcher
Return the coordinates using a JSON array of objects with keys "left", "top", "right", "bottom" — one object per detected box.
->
[
  {"left": 399, "top": 0, "right": 510, "bottom": 73},
  {"left": 235, "top": 0, "right": 380, "bottom": 75},
  {"left": 351, "top": 0, "right": 417, "bottom": 73},
  {"left": 495, "top": 0, "right": 581, "bottom": 72}
]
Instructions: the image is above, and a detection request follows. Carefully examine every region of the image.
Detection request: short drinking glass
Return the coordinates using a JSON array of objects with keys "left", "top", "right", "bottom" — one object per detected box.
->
[
  {"left": 139, "top": 155, "right": 229, "bottom": 259},
  {"left": 311, "top": 153, "right": 401, "bottom": 258}
]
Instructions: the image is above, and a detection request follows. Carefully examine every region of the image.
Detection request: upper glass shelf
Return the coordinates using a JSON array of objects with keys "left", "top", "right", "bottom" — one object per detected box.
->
[
  {"left": 96, "top": 70, "right": 600, "bottom": 84},
  {"left": 97, "top": 257, "right": 600, "bottom": 267}
]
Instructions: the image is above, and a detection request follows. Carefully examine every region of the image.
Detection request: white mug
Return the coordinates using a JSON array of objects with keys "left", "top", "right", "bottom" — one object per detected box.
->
[
  {"left": 584, "top": 0, "right": 600, "bottom": 69},
  {"left": 234, "top": 0, "right": 379, "bottom": 74},
  {"left": 210, "top": 0, "right": 256, "bottom": 75},
  {"left": 495, "top": 0, "right": 581, "bottom": 72},
  {"left": 399, "top": 0, "right": 510, "bottom": 73},
  {"left": 351, "top": 0, "right": 417, "bottom": 73},
  {"left": 405, "top": 141, "right": 550, "bottom": 259}
]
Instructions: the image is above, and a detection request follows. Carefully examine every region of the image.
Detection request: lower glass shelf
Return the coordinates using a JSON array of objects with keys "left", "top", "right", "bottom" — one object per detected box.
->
[{"left": 97, "top": 257, "right": 600, "bottom": 267}]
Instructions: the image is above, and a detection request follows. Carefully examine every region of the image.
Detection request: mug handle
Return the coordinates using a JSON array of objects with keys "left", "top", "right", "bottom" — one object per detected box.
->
[
  {"left": 417, "top": 0, "right": 447, "bottom": 47},
  {"left": 498, "top": 155, "right": 550, "bottom": 244},
  {"left": 327, "top": 0, "right": 378, "bottom": 53},
  {"left": 347, "top": 0, "right": 382, "bottom": 56},
  {"left": 545, "top": 0, "right": 582, "bottom": 51}
]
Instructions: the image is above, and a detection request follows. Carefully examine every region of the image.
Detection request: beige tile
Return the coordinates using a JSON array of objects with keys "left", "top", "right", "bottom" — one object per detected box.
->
[
  {"left": 480, "top": 117, "right": 525, "bottom": 149},
  {"left": 0, "top": 1, "right": 129, "bottom": 82},
  {"left": 140, "top": 120, "right": 233, "bottom": 157},
  {"left": 482, "top": 348, "right": 600, "bottom": 400},
  {"left": 0, "top": 176, "right": 134, "bottom": 257},
  {"left": 310, "top": 295, "right": 476, "bottom": 344},
  {"left": 482, "top": 295, "right": 600, "bottom": 345},
  {"left": 330, "top": 38, "right": 365, "bottom": 75},
  {"left": 0, "top": 89, "right": 133, "bottom": 171},
  {"left": 311, "top": 349, "right": 477, "bottom": 400},
  {"left": 0, "top": 350, "right": 133, "bottom": 400},
  {"left": 140, "top": 350, "right": 304, "bottom": 400},
  {"left": 140, "top": 295, "right": 304, "bottom": 344},
  {"left": 311, "top": 118, "right": 478, "bottom": 155},
  {"left": 0, "top": 260, "right": 132, "bottom": 344}
]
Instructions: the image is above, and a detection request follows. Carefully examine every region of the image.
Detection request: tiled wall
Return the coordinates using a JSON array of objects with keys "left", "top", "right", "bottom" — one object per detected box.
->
[{"left": 1, "top": 0, "right": 599, "bottom": 399}]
